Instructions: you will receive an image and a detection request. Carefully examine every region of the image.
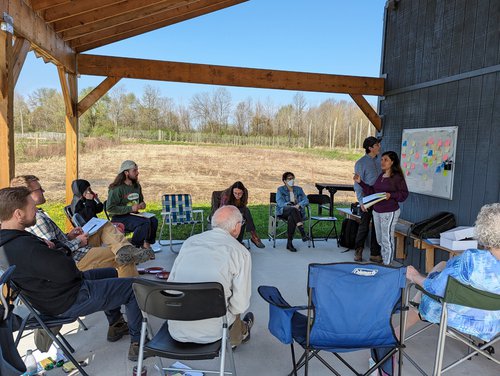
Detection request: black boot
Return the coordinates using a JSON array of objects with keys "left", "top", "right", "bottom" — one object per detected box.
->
[
  {"left": 286, "top": 240, "right": 297, "bottom": 252},
  {"left": 297, "top": 226, "right": 309, "bottom": 242}
]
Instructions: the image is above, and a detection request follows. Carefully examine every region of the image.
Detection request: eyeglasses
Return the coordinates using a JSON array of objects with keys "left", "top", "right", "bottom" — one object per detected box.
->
[
  {"left": 30, "top": 187, "right": 45, "bottom": 193},
  {"left": 240, "top": 219, "right": 246, "bottom": 226}
]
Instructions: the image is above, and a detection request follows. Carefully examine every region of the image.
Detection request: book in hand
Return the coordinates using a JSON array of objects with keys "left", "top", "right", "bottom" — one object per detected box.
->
[
  {"left": 362, "top": 192, "right": 387, "bottom": 209},
  {"left": 81, "top": 217, "right": 108, "bottom": 235},
  {"left": 130, "top": 211, "right": 156, "bottom": 219}
]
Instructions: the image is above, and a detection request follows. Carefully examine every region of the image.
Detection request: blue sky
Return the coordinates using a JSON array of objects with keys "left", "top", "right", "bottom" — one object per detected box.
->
[{"left": 17, "top": 0, "right": 386, "bottom": 106}]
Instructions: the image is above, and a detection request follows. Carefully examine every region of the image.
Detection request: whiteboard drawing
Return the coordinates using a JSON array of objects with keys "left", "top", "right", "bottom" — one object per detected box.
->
[{"left": 401, "top": 126, "right": 458, "bottom": 200}]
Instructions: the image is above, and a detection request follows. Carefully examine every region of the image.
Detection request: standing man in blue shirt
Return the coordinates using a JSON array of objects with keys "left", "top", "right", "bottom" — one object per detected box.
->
[{"left": 353, "top": 137, "right": 382, "bottom": 262}]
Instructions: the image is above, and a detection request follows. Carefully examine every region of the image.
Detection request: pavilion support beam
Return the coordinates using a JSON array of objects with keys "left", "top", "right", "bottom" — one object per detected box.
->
[
  {"left": 0, "top": 30, "right": 14, "bottom": 188},
  {"left": 349, "top": 94, "right": 382, "bottom": 131},
  {"left": 78, "top": 76, "right": 121, "bottom": 117},
  {"left": 57, "top": 67, "right": 78, "bottom": 210},
  {"left": 2, "top": 0, "right": 75, "bottom": 72},
  {"left": 77, "top": 54, "right": 385, "bottom": 96},
  {"left": 11, "top": 37, "right": 30, "bottom": 88}
]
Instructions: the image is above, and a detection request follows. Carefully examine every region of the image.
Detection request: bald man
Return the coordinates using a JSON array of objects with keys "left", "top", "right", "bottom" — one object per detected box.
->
[{"left": 167, "top": 205, "right": 254, "bottom": 348}]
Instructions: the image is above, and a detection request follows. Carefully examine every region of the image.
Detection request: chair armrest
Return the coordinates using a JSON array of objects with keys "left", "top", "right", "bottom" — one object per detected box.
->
[
  {"left": 258, "top": 285, "right": 307, "bottom": 345},
  {"left": 414, "top": 283, "right": 444, "bottom": 304}
]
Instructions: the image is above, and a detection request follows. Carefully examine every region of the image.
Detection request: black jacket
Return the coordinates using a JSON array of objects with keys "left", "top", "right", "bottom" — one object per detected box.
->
[
  {"left": 0, "top": 229, "right": 82, "bottom": 316},
  {"left": 70, "top": 179, "right": 103, "bottom": 224}
]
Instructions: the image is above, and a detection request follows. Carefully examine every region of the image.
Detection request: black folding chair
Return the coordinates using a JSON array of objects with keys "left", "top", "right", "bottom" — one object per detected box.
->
[
  {"left": 10, "top": 282, "right": 90, "bottom": 376},
  {"left": 132, "top": 279, "right": 236, "bottom": 376},
  {"left": 63, "top": 205, "right": 86, "bottom": 228},
  {"left": 307, "top": 194, "right": 339, "bottom": 248}
]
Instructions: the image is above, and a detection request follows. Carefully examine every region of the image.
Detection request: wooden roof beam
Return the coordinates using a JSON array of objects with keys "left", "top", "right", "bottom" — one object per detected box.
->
[
  {"left": 350, "top": 94, "right": 382, "bottom": 131},
  {"left": 53, "top": 0, "right": 188, "bottom": 33},
  {"left": 77, "top": 54, "right": 385, "bottom": 96},
  {"left": 73, "top": 0, "right": 248, "bottom": 52},
  {"left": 30, "top": 0, "right": 71, "bottom": 12},
  {"left": 11, "top": 37, "right": 31, "bottom": 88},
  {"left": 3, "top": 0, "right": 75, "bottom": 72},
  {"left": 78, "top": 76, "right": 121, "bottom": 117},
  {"left": 44, "top": 0, "right": 148, "bottom": 23}
]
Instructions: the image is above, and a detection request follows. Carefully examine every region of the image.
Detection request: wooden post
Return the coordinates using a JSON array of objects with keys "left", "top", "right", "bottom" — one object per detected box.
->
[
  {"left": 58, "top": 66, "right": 78, "bottom": 230},
  {"left": 0, "top": 30, "right": 14, "bottom": 188}
]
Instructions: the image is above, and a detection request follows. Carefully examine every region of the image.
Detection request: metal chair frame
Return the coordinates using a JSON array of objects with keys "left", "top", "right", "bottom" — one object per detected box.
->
[{"left": 306, "top": 194, "right": 339, "bottom": 248}]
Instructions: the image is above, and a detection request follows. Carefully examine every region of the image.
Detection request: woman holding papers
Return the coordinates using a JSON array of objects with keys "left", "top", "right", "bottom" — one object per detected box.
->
[{"left": 354, "top": 151, "right": 408, "bottom": 264}]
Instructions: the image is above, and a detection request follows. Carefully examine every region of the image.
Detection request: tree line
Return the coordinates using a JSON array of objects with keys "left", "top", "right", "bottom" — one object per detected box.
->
[{"left": 15, "top": 85, "right": 377, "bottom": 149}]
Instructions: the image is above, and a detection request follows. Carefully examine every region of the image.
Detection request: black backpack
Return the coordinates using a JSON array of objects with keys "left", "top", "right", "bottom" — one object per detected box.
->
[
  {"left": 410, "top": 212, "right": 456, "bottom": 239},
  {"left": 339, "top": 218, "right": 359, "bottom": 250}
]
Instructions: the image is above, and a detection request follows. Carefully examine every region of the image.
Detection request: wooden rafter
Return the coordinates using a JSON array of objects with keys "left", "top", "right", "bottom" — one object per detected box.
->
[
  {"left": 78, "top": 54, "right": 385, "bottom": 96},
  {"left": 78, "top": 76, "right": 121, "bottom": 117},
  {"left": 73, "top": 0, "right": 247, "bottom": 52},
  {"left": 53, "top": 0, "right": 188, "bottom": 33},
  {"left": 4, "top": 0, "right": 75, "bottom": 72},
  {"left": 349, "top": 94, "right": 382, "bottom": 131},
  {"left": 30, "top": 0, "right": 71, "bottom": 12},
  {"left": 11, "top": 37, "right": 31, "bottom": 87}
]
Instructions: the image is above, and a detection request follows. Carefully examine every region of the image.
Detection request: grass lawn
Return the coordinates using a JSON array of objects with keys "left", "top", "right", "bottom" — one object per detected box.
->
[{"left": 41, "top": 201, "right": 352, "bottom": 242}]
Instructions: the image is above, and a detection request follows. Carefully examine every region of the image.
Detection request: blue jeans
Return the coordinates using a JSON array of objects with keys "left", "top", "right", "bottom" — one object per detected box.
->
[
  {"left": 112, "top": 214, "right": 159, "bottom": 247},
  {"left": 57, "top": 268, "right": 142, "bottom": 342}
]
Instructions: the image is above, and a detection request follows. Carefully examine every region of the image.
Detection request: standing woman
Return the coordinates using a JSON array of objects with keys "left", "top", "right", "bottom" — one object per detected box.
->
[
  {"left": 276, "top": 172, "right": 309, "bottom": 252},
  {"left": 354, "top": 151, "right": 408, "bottom": 264},
  {"left": 220, "top": 181, "right": 265, "bottom": 249}
]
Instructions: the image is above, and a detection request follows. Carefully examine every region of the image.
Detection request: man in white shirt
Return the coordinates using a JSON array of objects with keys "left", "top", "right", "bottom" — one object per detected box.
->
[{"left": 168, "top": 205, "right": 254, "bottom": 347}]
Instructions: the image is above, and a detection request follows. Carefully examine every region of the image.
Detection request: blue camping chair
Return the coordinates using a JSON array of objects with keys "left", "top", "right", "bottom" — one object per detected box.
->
[{"left": 258, "top": 262, "right": 408, "bottom": 376}]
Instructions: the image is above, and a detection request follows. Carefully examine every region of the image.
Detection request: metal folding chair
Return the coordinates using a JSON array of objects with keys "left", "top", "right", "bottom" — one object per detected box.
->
[{"left": 306, "top": 194, "right": 339, "bottom": 248}]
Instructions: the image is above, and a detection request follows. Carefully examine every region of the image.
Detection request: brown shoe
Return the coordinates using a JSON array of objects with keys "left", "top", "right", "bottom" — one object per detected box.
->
[
  {"left": 354, "top": 247, "right": 363, "bottom": 262},
  {"left": 369, "top": 255, "right": 383, "bottom": 263},
  {"left": 107, "top": 316, "right": 129, "bottom": 342}
]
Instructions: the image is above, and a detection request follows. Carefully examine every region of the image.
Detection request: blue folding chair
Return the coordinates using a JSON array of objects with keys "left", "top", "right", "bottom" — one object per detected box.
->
[
  {"left": 259, "top": 262, "right": 408, "bottom": 376},
  {"left": 159, "top": 194, "right": 204, "bottom": 253}
]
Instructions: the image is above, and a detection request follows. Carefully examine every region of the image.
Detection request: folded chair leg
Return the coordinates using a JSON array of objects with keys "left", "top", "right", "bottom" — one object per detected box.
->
[
  {"left": 57, "top": 332, "right": 75, "bottom": 353},
  {"left": 290, "top": 343, "right": 298, "bottom": 376},
  {"left": 77, "top": 318, "right": 88, "bottom": 331}
]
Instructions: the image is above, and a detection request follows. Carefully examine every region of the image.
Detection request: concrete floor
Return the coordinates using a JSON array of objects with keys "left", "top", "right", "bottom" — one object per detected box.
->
[{"left": 15, "top": 238, "right": 499, "bottom": 376}]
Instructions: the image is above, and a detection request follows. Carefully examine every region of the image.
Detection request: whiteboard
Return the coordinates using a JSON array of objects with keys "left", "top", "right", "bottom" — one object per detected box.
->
[{"left": 401, "top": 126, "right": 458, "bottom": 200}]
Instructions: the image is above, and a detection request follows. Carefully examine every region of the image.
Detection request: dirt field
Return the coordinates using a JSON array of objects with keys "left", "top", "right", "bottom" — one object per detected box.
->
[{"left": 16, "top": 143, "right": 358, "bottom": 205}]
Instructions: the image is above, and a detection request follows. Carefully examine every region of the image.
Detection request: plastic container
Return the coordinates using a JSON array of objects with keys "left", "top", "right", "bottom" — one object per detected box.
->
[{"left": 23, "top": 349, "right": 38, "bottom": 376}]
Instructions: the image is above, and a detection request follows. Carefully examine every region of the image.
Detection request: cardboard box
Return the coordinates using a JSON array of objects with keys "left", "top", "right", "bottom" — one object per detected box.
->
[
  {"left": 440, "top": 226, "right": 475, "bottom": 241},
  {"left": 439, "top": 237, "right": 478, "bottom": 251}
]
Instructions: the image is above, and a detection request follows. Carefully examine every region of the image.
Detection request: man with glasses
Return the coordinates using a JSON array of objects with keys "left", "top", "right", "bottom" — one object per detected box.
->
[{"left": 167, "top": 205, "right": 254, "bottom": 349}]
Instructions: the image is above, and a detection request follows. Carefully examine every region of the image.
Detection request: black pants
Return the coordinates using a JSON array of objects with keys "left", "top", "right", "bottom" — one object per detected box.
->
[
  {"left": 280, "top": 206, "right": 303, "bottom": 241},
  {"left": 354, "top": 208, "right": 381, "bottom": 256},
  {"left": 237, "top": 206, "right": 257, "bottom": 242}
]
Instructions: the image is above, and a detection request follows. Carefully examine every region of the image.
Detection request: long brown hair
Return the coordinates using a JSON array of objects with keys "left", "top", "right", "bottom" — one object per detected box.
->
[
  {"left": 223, "top": 181, "right": 248, "bottom": 207},
  {"left": 108, "top": 172, "right": 139, "bottom": 189},
  {"left": 382, "top": 151, "right": 405, "bottom": 178}
]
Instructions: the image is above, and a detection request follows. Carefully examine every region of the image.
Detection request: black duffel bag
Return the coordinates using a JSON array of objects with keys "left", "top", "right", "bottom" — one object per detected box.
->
[{"left": 410, "top": 212, "right": 456, "bottom": 239}]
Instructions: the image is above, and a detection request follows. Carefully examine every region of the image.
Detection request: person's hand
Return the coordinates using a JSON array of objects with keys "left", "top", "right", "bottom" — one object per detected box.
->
[
  {"left": 138, "top": 202, "right": 146, "bottom": 210},
  {"left": 353, "top": 173, "right": 361, "bottom": 184},
  {"left": 83, "top": 191, "right": 94, "bottom": 200},
  {"left": 67, "top": 227, "right": 83, "bottom": 240},
  {"left": 131, "top": 204, "right": 140, "bottom": 212},
  {"left": 44, "top": 239, "right": 55, "bottom": 248},
  {"left": 360, "top": 204, "right": 367, "bottom": 212},
  {"left": 385, "top": 192, "right": 391, "bottom": 200},
  {"left": 76, "top": 233, "right": 89, "bottom": 247}
]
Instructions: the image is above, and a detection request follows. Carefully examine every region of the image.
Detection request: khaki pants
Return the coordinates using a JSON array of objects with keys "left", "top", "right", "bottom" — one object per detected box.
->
[
  {"left": 76, "top": 222, "right": 138, "bottom": 277},
  {"left": 229, "top": 314, "right": 248, "bottom": 347}
]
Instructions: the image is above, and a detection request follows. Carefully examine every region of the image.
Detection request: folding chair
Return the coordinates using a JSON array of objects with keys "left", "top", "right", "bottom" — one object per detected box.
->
[
  {"left": 404, "top": 277, "right": 500, "bottom": 376},
  {"left": 0, "top": 266, "right": 26, "bottom": 376},
  {"left": 132, "top": 279, "right": 236, "bottom": 376},
  {"left": 306, "top": 194, "right": 339, "bottom": 248},
  {"left": 159, "top": 194, "right": 204, "bottom": 253},
  {"left": 259, "top": 262, "right": 408, "bottom": 376},
  {"left": 63, "top": 205, "right": 86, "bottom": 228},
  {"left": 10, "top": 281, "right": 90, "bottom": 376}
]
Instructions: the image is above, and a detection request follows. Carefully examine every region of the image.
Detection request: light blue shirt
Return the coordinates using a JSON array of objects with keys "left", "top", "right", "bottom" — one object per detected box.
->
[
  {"left": 354, "top": 154, "right": 382, "bottom": 203},
  {"left": 419, "top": 249, "right": 500, "bottom": 341}
]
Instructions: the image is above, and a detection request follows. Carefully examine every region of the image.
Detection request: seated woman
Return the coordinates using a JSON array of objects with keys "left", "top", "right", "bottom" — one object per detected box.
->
[
  {"left": 220, "top": 181, "right": 265, "bottom": 249},
  {"left": 406, "top": 203, "right": 500, "bottom": 341},
  {"left": 71, "top": 179, "right": 126, "bottom": 233},
  {"left": 276, "top": 172, "right": 309, "bottom": 252}
]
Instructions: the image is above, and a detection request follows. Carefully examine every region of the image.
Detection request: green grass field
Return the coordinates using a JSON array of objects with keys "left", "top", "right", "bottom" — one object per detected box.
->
[{"left": 42, "top": 201, "right": 351, "bottom": 242}]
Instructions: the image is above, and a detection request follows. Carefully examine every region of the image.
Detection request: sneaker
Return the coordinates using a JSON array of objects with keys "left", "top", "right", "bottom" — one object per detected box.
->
[
  {"left": 241, "top": 312, "right": 254, "bottom": 344},
  {"left": 370, "top": 255, "right": 383, "bottom": 263},
  {"left": 107, "top": 316, "right": 129, "bottom": 342},
  {"left": 116, "top": 245, "right": 155, "bottom": 266},
  {"left": 354, "top": 247, "right": 363, "bottom": 262},
  {"left": 128, "top": 342, "right": 155, "bottom": 362}
]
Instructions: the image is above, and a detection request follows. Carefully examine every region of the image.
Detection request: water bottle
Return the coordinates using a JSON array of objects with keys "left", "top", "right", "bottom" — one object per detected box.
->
[{"left": 23, "top": 349, "right": 38, "bottom": 375}]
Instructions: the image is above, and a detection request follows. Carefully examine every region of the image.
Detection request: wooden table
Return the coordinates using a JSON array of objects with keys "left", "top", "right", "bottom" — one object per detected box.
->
[
  {"left": 337, "top": 209, "right": 461, "bottom": 272},
  {"left": 315, "top": 183, "right": 354, "bottom": 216}
]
